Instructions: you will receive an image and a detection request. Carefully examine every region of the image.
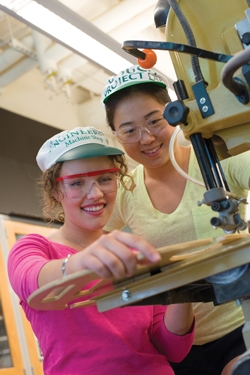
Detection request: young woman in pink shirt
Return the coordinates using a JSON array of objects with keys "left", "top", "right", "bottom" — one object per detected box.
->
[{"left": 8, "top": 126, "right": 194, "bottom": 375}]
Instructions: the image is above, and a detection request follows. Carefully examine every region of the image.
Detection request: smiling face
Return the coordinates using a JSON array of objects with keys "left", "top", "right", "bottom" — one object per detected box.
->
[
  {"left": 113, "top": 93, "right": 175, "bottom": 170},
  {"left": 56, "top": 156, "right": 117, "bottom": 231}
]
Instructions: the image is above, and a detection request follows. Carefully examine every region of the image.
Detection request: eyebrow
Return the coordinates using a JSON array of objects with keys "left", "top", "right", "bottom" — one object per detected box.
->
[{"left": 119, "top": 110, "right": 162, "bottom": 128}]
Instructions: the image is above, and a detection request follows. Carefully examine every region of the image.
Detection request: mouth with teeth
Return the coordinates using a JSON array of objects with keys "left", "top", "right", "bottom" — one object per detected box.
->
[
  {"left": 142, "top": 145, "right": 161, "bottom": 155},
  {"left": 82, "top": 204, "right": 105, "bottom": 213}
]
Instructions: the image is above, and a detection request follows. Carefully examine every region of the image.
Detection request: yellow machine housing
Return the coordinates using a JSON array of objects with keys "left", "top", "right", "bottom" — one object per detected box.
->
[{"left": 165, "top": 0, "right": 250, "bottom": 160}]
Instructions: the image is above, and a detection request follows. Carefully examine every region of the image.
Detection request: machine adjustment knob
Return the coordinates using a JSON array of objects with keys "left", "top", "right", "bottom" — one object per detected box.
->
[
  {"left": 241, "top": 32, "right": 250, "bottom": 45},
  {"left": 163, "top": 100, "right": 190, "bottom": 127},
  {"left": 211, "top": 201, "right": 229, "bottom": 212},
  {"left": 210, "top": 217, "right": 221, "bottom": 227}
]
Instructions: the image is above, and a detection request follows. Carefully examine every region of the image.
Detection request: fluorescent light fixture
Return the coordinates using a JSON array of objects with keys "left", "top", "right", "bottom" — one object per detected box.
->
[{"left": 0, "top": 0, "right": 135, "bottom": 74}]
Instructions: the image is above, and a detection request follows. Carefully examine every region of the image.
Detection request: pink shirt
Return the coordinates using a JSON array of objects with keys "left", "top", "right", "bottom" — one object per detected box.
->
[{"left": 8, "top": 234, "right": 194, "bottom": 375}]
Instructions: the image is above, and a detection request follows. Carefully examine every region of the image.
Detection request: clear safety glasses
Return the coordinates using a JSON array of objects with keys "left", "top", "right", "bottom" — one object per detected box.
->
[
  {"left": 56, "top": 168, "right": 120, "bottom": 199},
  {"left": 113, "top": 112, "right": 168, "bottom": 144}
]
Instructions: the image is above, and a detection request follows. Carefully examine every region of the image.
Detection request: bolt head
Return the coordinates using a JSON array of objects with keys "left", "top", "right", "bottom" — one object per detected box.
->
[{"left": 122, "top": 290, "right": 131, "bottom": 301}]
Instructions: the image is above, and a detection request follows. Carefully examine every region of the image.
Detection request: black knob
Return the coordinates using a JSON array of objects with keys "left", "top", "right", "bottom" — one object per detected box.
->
[
  {"left": 164, "top": 100, "right": 190, "bottom": 127},
  {"left": 211, "top": 202, "right": 222, "bottom": 212},
  {"left": 241, "top": 32, "right": 250, "bottom": 45},
  {"left": 210, "top": 217, "right": 221, "bottom": 227}
]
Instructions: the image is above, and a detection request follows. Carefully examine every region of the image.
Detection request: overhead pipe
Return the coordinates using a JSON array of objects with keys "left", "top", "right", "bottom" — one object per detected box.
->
[{"left": 0, "top": 35, "right": 34, "bottom": 74}]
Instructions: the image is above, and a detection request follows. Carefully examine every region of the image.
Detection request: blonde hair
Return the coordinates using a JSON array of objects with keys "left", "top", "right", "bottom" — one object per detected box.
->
[{"left": 37, "top": 154, "right": 135, "bottom": 223}]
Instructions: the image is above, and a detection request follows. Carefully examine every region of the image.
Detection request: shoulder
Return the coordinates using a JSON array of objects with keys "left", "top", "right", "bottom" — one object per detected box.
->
[
  {"left": 122, "top": 164, "right": 144, "bottom": 189},
  {"left": 12, "top": 233, "right": 51, "bottom": 248},
  {"left": 221, "top": 150, "right": 250, "bottom": 166},
  {"left": 118, "top": 164, "right": 144, "bottom": 198},
  {"left": 9, "top": 233, "right": 62, "bottom": 258},
  {"left": 220, "top": 151, "right": 250, "bottom": 187},
  {"left": 130, "top": 164, "right": 143, "bottom": 179}
]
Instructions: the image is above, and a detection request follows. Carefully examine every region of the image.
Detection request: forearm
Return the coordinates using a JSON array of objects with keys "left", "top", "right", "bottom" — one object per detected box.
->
[
  {"left": 38, "top": 258, "right": 70, "bottom": 287},
  {"left": 164, "top": 303, "right": 194, "bottom": 335},
  {"left": 150, "top": 304, "right": 194, "bottom": 362}
]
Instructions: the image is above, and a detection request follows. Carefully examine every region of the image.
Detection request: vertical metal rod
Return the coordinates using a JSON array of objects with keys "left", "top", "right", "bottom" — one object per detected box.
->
[
  {"left": 190, "top": 133, "right": 218, "bottom": 190},
  {"left": 204, "top": 138, "right": 230, "bottom": 191}
]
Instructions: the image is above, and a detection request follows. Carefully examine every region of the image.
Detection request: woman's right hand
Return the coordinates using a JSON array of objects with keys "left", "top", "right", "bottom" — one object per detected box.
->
[{"left": 68, "top": 230, "right": 161, "bottom": 279}]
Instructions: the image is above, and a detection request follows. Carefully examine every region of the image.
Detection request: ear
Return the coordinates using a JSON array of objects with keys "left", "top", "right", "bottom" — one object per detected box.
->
[{"left": 54, "top": 188, "right": 64, "bottom": 202}]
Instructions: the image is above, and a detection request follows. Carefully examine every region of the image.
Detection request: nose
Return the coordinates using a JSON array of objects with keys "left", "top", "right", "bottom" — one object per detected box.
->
[
  {"left": 140, "top": 128, "right": 156, "bottom": 144},
  {"left": 86, "top": 181, "right": 104, "bottom": 198}
]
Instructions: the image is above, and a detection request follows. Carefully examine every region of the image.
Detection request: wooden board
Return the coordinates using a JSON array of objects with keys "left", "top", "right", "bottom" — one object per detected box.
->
[{"left": 28, "top": 234, "right": 250, "bottom": 311}]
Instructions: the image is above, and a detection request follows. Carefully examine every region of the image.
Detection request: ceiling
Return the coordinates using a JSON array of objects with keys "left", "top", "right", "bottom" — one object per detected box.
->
[{"left": 0, "top": 0, "right": 177, "bottom": 170}]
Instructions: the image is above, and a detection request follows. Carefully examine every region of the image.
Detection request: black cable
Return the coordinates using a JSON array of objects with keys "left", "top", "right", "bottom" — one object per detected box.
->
[
  {"left": 166, "top": 0, "right": 205, "bottom": 82},
  {"left": 221, "top": 48, "right": 250, "bottom": 103}
]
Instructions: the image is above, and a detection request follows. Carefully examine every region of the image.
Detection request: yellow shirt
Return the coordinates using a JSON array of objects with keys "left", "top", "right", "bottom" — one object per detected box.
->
[{"left": 105, "top": 148, "right": 250, "bottom": 344}]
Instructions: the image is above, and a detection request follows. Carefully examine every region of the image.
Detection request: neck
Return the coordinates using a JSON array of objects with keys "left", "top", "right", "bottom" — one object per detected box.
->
[
  {"left": 144, "top": 145, "right": 191, "bottom": 182},
  {"left": 60, "top": 227, "right": 87, "bottom": 248},
  {"left": 60, "top": 225, "right": 103, "bottom": 249}
]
